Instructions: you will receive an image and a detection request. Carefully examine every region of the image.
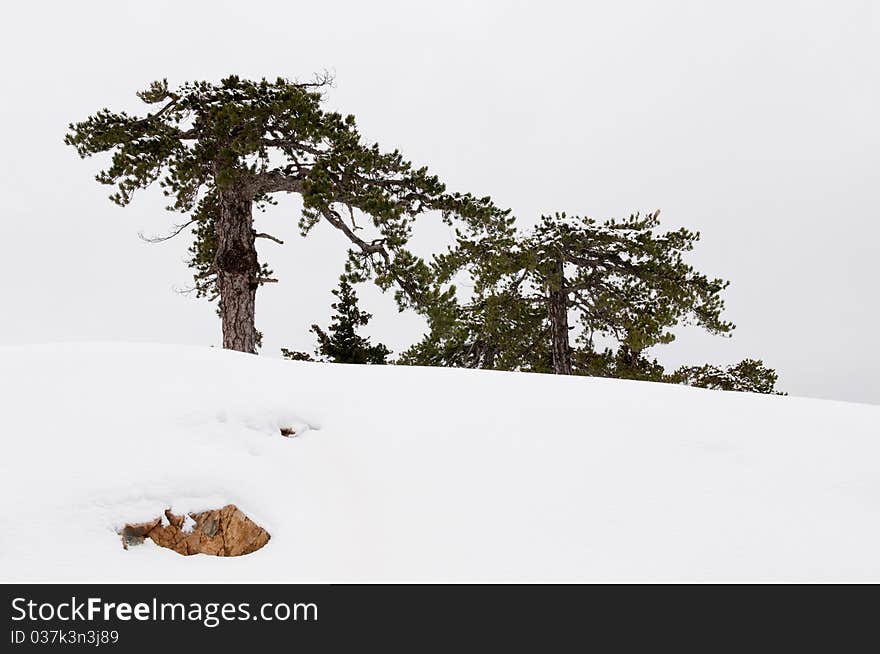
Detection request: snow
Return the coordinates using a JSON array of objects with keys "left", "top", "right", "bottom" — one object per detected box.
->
[
  {"left": 180, "top": 514, "right": 197, "bottom": 534},
  {"left": 0, "top": 342, "right": 878, "bottom": 582}
]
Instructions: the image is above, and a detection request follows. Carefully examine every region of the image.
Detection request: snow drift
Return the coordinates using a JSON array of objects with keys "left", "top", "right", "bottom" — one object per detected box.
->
[{"left": 0, "top": 343, "right": 878, "bottom": 582}]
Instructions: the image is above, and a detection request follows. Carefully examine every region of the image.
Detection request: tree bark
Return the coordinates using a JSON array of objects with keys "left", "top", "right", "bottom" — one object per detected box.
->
[
  {"left": 215, "top": 186, "right": 259, "bottom": 353},
  {"left": 546, "top": 259, "right": 572, "bottom": 375}
]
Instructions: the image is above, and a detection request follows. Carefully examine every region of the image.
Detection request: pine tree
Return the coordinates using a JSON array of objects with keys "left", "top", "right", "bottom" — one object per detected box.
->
[
  {"left": 283, "top": 277, "right": 390, "bottom": 364},
  {"left": 398, "top": 285, "right": 546, "bottom": 370},
  {"left": 670, "top": 359, "right": 784, "bottom": 394},
  {"left": 406, "top": 210, "right": 734, "bottom": 373},
  {"left": 65, "top": 75, "right": 509, "bottom": 353}
]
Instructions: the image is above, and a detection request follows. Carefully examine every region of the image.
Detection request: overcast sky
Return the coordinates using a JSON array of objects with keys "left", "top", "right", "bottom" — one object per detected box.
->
[{"left": 1, "top": 1, "right": 877, "bottom": 404}]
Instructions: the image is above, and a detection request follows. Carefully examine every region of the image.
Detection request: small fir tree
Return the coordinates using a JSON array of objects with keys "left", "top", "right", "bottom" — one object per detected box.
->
[{"left": 283, "top": 277, "right": 390, "bottom": 364}]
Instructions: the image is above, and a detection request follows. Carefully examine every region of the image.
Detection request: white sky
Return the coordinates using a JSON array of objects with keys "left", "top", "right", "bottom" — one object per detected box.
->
[{"left": 1, "top": 0, "right": 877, "bottom": 403}]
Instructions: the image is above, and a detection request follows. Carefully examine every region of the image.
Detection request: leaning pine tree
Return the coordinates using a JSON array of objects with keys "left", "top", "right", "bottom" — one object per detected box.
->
[{"left": 65, "top": 75, "right": 508, "bottom": 352}]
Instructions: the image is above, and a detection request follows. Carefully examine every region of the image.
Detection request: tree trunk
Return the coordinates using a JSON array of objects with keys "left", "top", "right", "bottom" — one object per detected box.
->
[
  {"left": 215, "top": 186, "right": 259, "bottom": 353},
  {"left": 546, "top": 259, "right": 572, "bottom": 375}
]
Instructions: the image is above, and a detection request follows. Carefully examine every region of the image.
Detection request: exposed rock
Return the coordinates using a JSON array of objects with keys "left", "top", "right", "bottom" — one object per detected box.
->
[
  {"left": 121, "top": 518, "right": 161, "bottom": 550},
  {"left": 120, "top": 504, "right": 269, "bottom": 556}
]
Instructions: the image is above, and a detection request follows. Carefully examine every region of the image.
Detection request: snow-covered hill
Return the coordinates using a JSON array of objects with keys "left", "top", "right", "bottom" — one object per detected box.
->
[{"left": 1, "top": 343, "right": 878, "bottom": 582}]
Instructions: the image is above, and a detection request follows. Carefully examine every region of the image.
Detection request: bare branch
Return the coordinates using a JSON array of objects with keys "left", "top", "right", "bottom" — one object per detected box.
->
[
  {"left": 254, "top": 232, "right": 284, "bottom": 245},
  {"left": 321, "top": 207, "right": 389, "bottom": 262},
  {"left": 293, "top": 70, "right": 335, "bottom": 89},
  {"left": 346, "top": 204, "right": 362, "bottom": 231},
  {"left": 138, "top": 219, "right": 196, "bottom": 243}
]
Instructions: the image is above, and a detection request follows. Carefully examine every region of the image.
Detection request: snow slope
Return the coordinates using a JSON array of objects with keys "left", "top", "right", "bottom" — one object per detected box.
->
[{"left": 1, "top": 343, "right": 878, "bottom": 582}]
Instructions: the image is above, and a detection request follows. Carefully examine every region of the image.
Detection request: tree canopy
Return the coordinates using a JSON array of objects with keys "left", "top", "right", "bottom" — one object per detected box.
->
[
  {"left": 406, "top": 210, "right": 734, "bottom": 373},
  {"left": 66, "top": 75, "right": 783, "bottom": 396},
  {"left": 66, "top": 75, "right": 511, "bottom": 352}
]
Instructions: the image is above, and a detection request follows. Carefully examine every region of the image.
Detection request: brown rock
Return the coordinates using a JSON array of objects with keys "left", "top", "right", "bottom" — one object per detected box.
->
[
  {"left": 120, "top": 504, "right": 270, "bottom": 556},
  {"left": 121, "top": 518, "right": 161, "bottom": 550}
]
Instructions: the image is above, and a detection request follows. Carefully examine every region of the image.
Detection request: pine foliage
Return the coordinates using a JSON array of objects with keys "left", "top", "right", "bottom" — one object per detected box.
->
[
  {"left": 406, "top": 210, "right": 733, "bottom": 370},
  {"left": 670, "top": 359, "right": 784, "bottom": 394},
  {"left": 65, "top": 75, "right": 511, "bottom": 333},
  {"left": 283, "top": 277, "right": 390, "bottom": 364}
]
